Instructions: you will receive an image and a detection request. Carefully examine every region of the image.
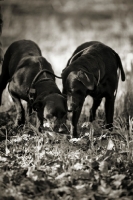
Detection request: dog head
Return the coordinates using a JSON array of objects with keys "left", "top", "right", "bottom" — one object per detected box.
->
[
  {"left": 65, "top": 70, "right": 95, "bottom": 111},
  {"left": 33, "top": 93, "right": 67, "bottom": 132}
]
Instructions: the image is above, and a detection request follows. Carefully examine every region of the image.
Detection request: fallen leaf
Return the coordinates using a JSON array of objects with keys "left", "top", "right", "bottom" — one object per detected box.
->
[
  {"left": 55, "top": 172, "right": 70, "bottom": 180},
  {"left": 108, "top": 189, "right": 124, "bottom": 198},
  {"left": 107, "top": 139, "right": 115, "bottom": 150},
  {"left": 73, "top": 162, "right": 83, "bottom": 170},
  {"left": 111, "top": 174, "right": 126, "bottom": 188},
  {"left": 99, "top": 160, "right": 108, "bottom": 175},
  {"left": 98, "top": 184, "right": 111, "bottom": 195}
]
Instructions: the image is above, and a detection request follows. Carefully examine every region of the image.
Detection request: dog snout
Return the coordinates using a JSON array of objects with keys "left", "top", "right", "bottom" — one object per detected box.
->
[
  {"left": 67, "top": 100, "right": 76, "bottom": 111},
  {"left": 49, "top": 119, "right": 60, "bottom": 132},
  {"left": 67, "top": 95, "right": 73, "bottom": 111},
  {"left": 43, "top": 120, "right": 58, "bottom": 132},
  {"left": 51, "top": 122, "right": 58, "bottom": 130}
]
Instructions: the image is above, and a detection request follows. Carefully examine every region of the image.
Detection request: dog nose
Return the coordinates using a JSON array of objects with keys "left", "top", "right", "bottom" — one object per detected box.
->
[{"left": 58, "top": 124, "right": 67, "bottom": 133}]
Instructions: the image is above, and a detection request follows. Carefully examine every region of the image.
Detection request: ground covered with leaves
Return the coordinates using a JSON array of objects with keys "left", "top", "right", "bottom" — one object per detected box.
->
[
  {"left": 1, "top": 0, "right": 133, "bottom": 199},
  {"left": 0, "top": 108, "right": 133, "bottom": 200}
]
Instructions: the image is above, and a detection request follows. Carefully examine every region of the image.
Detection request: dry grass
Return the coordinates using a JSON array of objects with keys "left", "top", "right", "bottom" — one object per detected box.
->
[
  {"left": 0, "top": 0, "right": 133, "bottom": 200},
  {"left": 1, "top": 2, "right": 133, "bottom": 198}
]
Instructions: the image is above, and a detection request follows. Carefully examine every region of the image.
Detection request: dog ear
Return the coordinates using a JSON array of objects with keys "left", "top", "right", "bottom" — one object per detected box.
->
[
  {"left": 32, "top": 100, "right": 43, "bottom": 111},
  {"left": 17, "top": 57, "right": 30, "bottom": 69},
  {"left": 17, "top": 57, "right": 40, "bottom": 69},
  {"left": 77, "top": 70, "right": 94, "bottom": 90}
]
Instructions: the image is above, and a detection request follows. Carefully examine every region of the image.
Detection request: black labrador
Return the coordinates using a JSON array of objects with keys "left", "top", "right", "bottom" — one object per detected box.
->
[
  {"left": 0, "top": 40, "right": 67, "bottom": 132},
  {"left": 62, "top": 41, "right": 125, "bottom": 138}
]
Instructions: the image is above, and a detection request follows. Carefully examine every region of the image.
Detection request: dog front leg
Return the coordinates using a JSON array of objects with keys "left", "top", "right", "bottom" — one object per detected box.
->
[
  {"left": 70, "top": 103, "right": 84, "bottom": 138},
  {"left": 36, "top": 111, "right": 44, "bottom": 133},
  {"left": 27, "top": 102, "right": 32, "bottom": 116},
  {"left": 26, "top": 102, "right": 33, "bottom": 124},
  {"left": 90, "top": 98, "right": 102, "bottom": 122},
  {"left": 105, "top": 97, "right": 115, "bottom": 131}
]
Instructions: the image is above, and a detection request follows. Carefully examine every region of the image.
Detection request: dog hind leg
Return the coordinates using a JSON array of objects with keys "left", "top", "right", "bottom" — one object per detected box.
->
[
  {"left": 105, "top": 97, "right": 115, "bottom": 130},
  {"left": 89, "top": 99, "right": 102, "bottom": 122},
  {"left": 9, "top": 90, "right": 25, "bottom": 127}
]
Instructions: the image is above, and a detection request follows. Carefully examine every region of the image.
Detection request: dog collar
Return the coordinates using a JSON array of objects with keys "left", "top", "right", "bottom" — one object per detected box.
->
[
  {"left": 69, "top": 46, "right": 91, "bottom": 65},
  {"left": 28, "top": 69, "right": 62, "bottom": 103},
  {"left": 97, "top": 70, "right": 100, "bottom": 86},
  {"left": 28, "top": 70, "right": 53, "bottom": 103}
]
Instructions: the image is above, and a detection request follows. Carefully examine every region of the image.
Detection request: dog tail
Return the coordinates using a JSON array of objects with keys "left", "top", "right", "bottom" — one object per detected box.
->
[{"left": 113, "top": 51, "right": 125, "bottom": 81}]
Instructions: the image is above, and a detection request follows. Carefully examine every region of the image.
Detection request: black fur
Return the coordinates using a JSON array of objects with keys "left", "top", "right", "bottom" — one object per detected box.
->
[
  {"left": 62, "top": 41, "right": 125, "bottom": 138},
  {"left": 0, "top": 40, "right": 67, "bottom": 131}
]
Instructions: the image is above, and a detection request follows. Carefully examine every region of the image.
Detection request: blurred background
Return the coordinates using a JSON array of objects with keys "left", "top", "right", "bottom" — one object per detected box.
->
[{"left": 0, "top": 0, "right": 133, "bottom": 118}]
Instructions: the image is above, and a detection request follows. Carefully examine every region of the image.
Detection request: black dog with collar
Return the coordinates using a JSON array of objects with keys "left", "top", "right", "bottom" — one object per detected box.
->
[
  {"left": 62, "top": 41, "right": 125, "bottom": 138},
  {"left": 0, "top": 40, "right": 67, "bottom": 132}
]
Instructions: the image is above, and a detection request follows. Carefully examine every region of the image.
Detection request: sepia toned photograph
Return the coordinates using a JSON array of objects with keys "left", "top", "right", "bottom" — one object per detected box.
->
[{"left": 0, "top": 0, "right": 133, "bottom": 199}]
